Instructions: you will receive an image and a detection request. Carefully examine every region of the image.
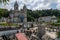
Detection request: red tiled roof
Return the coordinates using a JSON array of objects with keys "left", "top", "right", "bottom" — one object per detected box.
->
[{"left": 16, "top": 33, "right": 28, "bottom": 40}]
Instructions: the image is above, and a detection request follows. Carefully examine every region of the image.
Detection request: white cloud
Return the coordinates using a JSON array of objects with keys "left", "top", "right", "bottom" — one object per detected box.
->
[
  {"left": 57, "top": 0, "right": 60, "bottom": 3},
  {"left": 57, "top": 4, "right": 60, "bottom": 9},
  {"left": 56, "top": 0, "right": 60, "bottom": 9},
  {"left": 32, "top": 3, "right": 51, "bottom": 10},
  {"left": 44, "top": 0, "right": 57, "bottom": 3},
  {"left": 22, "top": 0, "right": 34, "bottom": 4},
  {"left": 0, "top": 0, "right": 59, "bottom": 10}
]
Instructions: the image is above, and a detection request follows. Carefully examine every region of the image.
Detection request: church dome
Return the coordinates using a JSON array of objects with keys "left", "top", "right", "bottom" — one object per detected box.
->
[
  {"left": 14, "top": 1, "right": 18, "bottom": 7},
  {"left": 23, "top": 4, "right": 27, "bottom": 10},
  {"left": 14, "top": 1, "right": 19, "bottom": 10}
]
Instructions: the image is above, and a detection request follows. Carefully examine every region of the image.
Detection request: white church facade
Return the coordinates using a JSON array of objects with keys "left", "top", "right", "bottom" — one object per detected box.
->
[{"left": 9, "top": 1, "right": 27, "bottom": 23}]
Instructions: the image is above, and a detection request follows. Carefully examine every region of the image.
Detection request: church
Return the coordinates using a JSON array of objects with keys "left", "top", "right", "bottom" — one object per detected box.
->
[{"left": 9, "top": 1, "right": 27, "bottom": 23}]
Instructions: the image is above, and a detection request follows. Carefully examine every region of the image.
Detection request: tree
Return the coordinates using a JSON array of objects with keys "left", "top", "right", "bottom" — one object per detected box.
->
[
  {"left": 57, "top": 32, "right": 60, "bottom": 38},
  {"left": 0, "top": 8, "right": 9, "bottom": 18},
  {"left": 0, "top": 0, "right": 9, "bottom": 3}
]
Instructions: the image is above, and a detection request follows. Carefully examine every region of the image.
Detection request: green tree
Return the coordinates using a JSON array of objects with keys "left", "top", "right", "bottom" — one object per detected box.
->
[
  {"left": 0, "top": 0, "right": 9, "bottom": 3},
  {"left": 0, "top": 8, "right": 9, "bottom": 18},
  {"left": 57, "top": 32, "right": 60, "bottom": 38}
]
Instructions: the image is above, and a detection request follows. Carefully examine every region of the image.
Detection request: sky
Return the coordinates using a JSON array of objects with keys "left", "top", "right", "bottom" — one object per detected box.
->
[{"left": 0, "top": 0, "right": 60, "bottom": 10}]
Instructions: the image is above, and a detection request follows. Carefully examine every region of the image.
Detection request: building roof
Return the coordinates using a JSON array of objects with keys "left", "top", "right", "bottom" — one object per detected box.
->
[
  {"left": 16, "top": 33, "right": 28, "bottom": 40},
  {"left": 51, "top": 15, "right": 56, "bottom": 18}
]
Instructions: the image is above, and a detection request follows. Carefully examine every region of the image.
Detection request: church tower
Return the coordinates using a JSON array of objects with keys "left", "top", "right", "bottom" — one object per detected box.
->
[
  {"left": 14, "top": 1, "right": 19, "bottom": 11},
  {"left": 23, "top": 4, "right": 27, "bottom": 22},
  {"left": 9, "top": 1, "right": 27, "bottom": 23}
]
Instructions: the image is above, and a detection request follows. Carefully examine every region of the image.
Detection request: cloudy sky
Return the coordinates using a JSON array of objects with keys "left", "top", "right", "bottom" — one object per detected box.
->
[{"left": 0, "top": 0, "right": 60, "bottom": 10}]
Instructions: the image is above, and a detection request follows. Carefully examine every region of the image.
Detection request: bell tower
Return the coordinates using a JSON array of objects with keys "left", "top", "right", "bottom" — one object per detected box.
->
[
  {"left": 14, "top": 1, "right": 19, "bottom": 11},
  {"left": 23, "top": 4, "right": 27, "bottom": 22}
]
